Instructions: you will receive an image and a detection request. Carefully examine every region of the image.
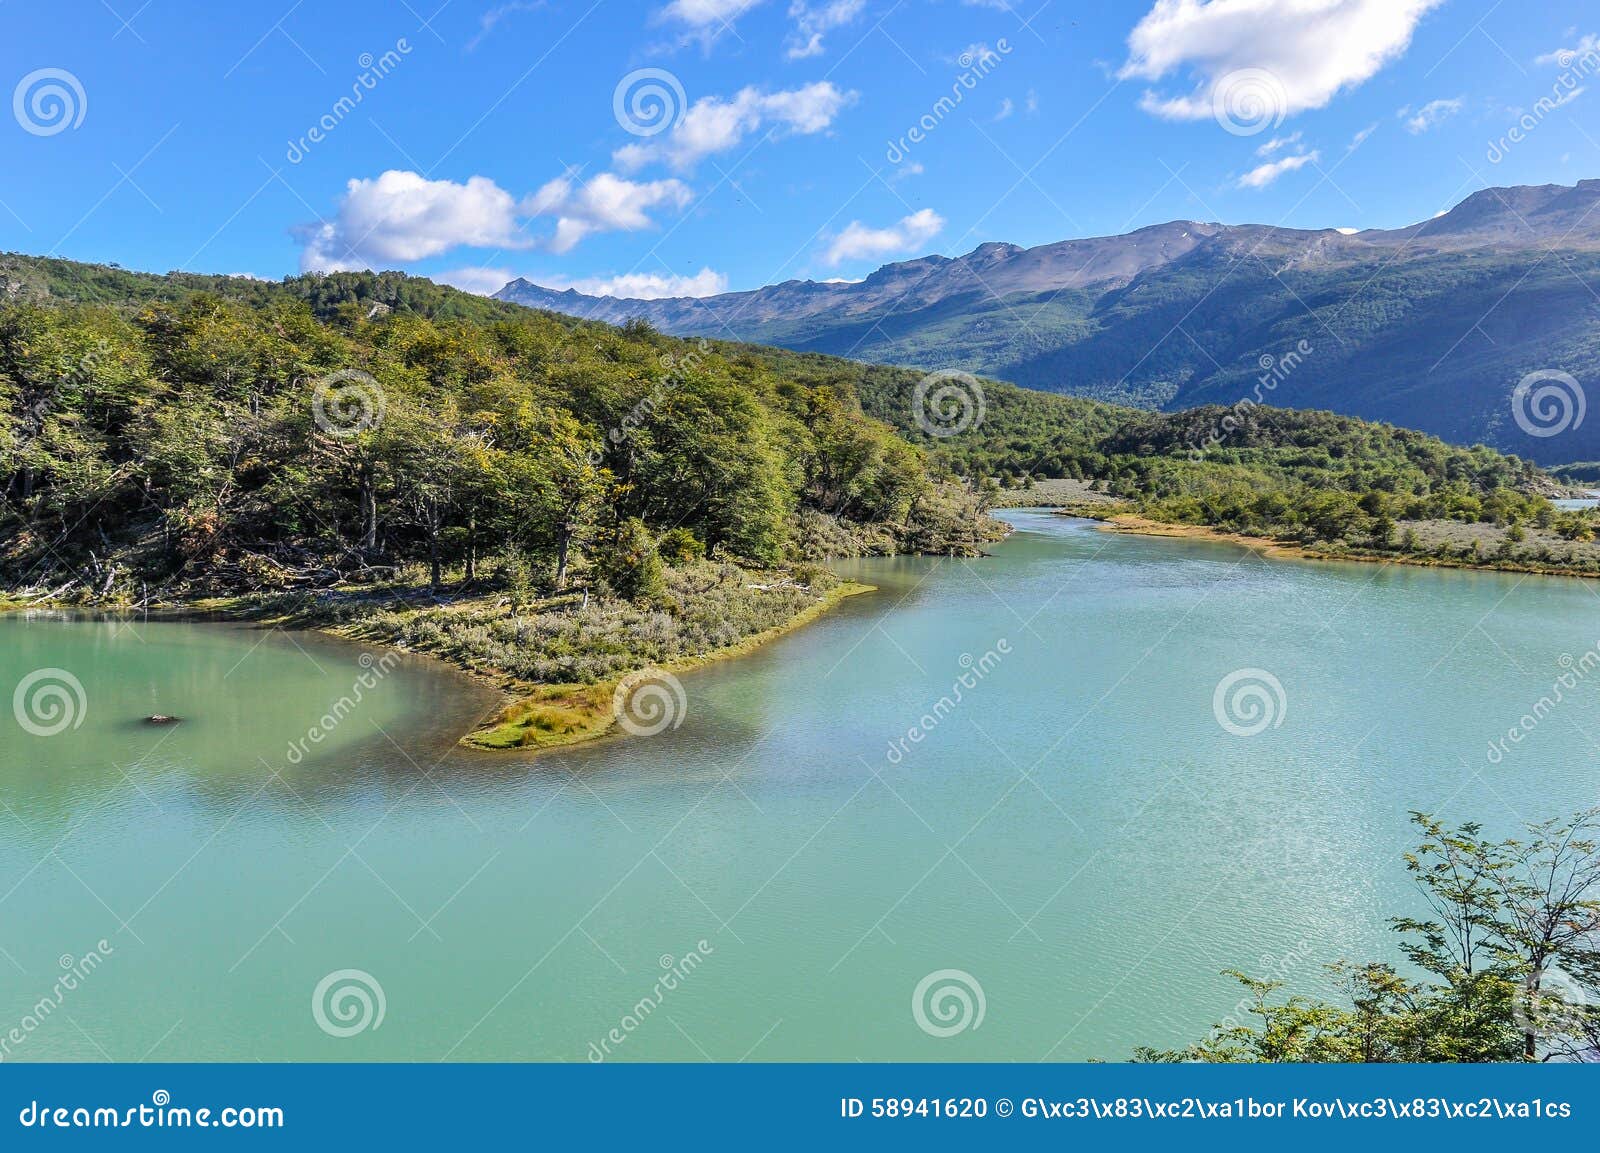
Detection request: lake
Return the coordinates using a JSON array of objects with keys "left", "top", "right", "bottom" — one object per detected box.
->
[{"left": 2, "top": 510, "right": 1597, "bottom": 1061}]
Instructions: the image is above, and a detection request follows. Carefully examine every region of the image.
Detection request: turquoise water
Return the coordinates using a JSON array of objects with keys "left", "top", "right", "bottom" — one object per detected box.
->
[{"left": 2, "top": 510, "right": 1597, "bottom": 1061}]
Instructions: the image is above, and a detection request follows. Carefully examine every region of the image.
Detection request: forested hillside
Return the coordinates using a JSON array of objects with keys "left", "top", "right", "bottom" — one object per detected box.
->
[
  {"left": 3, "top": 253, "right": 1581, "bottom": 612},
  {"left": 0, "top": 255, "right": 987, "bottom": 603},
  {"left": 728, "top": 342, "right": 1566, "bottom": 557}
]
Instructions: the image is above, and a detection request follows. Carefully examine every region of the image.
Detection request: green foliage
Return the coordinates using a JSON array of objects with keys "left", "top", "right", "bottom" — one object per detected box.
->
[
  {"left": 0, "top": 259, "right": 983, "bottom": 596},
  {"left": 593, "top": 517, "right": 665, "bottom": 603},
  {"left": 656, "top": 527, "right": 705, "bottom": 564},
  {"left": 2, "top": 252, "right": 1566, "bottom": 594},
  {"left": 1138, "top": 810, "right": 1600, "bottom": 1063}
]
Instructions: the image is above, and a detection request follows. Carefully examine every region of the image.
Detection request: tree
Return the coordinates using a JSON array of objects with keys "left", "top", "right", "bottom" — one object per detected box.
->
[
  {"left": 1480, "top": 810, "right": 1600, "bottom": 1060},
  {"left": 593, "top": 516, "right": 664, "bottom": 603},
  {"left": 1138, "top": 810, "right": 1600, "bottom": 1063}
]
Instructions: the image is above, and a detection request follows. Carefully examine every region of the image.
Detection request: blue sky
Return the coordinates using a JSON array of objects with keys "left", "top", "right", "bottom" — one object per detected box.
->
[{"left": 2, "top": 1, "right": 1598, "bottom": 298}]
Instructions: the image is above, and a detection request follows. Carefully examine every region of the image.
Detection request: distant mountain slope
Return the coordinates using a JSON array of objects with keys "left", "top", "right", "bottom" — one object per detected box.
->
[{"left": 497, "top": 180, "right": 1600, "bottom": 463}]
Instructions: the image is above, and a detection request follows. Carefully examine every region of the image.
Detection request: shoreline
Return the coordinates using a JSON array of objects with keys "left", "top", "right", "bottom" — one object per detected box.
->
[
  {"left": 3, "top": 579, "right": 877, "bottom": 754},
  {"left": 1069, "top": 509, "right": 1600, "bottom": 581},
  {"left": 461, "top": 580, "right": 875, "bottom": 753}
]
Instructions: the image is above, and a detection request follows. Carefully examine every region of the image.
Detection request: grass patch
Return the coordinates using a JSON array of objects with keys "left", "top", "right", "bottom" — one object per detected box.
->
[
  {"left": 461, "top": 580, "right": 874, "bottom": 752},
  {"left": 467, "top": 682, "right": 619, "bottom": 751}
]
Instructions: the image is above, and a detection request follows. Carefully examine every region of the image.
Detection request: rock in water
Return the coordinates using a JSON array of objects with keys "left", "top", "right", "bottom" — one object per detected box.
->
[{"left": 143, "top": 714, "right": 181, "bottom": 725}]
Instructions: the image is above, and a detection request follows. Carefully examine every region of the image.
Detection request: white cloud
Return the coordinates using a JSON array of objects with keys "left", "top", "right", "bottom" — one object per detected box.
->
[
  {"left": 1255, "top": 129, "right": 1302, "bottom": 155},
  {"left": 661, "top": 0, "right": 766, "bottom": 27},
  {"left": 614, "top": 82, "right": 854, "bottom": 172},
  {"left": 466, "top": 1, "right": 544, "bottom": 51},
  {"left": 299, "top": 169, "right": 696, "bottom": 271},
  {"left": 526, "top": 171, "right": 693, "bottom": 253},
  {"left": 890, "top": 161, "right": 925, "bottom": 181},
  {"left": 1345, "top": 121, "right": 1378, "bottom": 151},
  {"left": 785, "top": 0, "right": 865, "bottom": 58},
  {"left": 994, "top": 97, "right": 1015, "bottom": 121},
  {"left": 1122, "top": 0, "right": 1445, "bottom": 123},
  {"left": 825, "top": 208, "right": 944, "bottom": 266},
  {"left": 1536, "top": 33, "right": 1600, "bottom": 66},
  {"left": 1236, "top": 149, "right": 1319, "bottom": 189},
  {"left": 438, "top": 266, "right": 518, "bottom": 295},
  {"left": 543, "top": 269, "right": 730, "bottom": 299},
  {"left": 1404, "top": 95, "right": 1462, "bottom": 132},
  {"left": 299, "top": 171, "right": 530, "bottom": 272}
]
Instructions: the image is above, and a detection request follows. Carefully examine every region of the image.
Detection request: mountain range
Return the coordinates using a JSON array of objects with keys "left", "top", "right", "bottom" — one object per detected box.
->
[{"left": 497, "top": 180, "right": 1600, "bottom": 464}]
